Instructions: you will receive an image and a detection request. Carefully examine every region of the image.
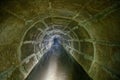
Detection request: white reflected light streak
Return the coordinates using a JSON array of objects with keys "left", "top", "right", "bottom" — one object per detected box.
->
[
  {"left": 43, "top": 59, "right": 57, "bottom": 80},
  {"left": 41, "top": 58, "right": 67, "bottom": 80}
]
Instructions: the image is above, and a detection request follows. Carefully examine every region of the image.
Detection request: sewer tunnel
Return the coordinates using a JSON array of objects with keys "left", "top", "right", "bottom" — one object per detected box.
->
[{"left": 0, "top": 0, "right": 120, "bottom": 80}]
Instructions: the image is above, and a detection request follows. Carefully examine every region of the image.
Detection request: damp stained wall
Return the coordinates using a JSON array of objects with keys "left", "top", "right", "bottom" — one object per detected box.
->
[{"left": 0, "top": 0, "right": 120, "bottom": 80}]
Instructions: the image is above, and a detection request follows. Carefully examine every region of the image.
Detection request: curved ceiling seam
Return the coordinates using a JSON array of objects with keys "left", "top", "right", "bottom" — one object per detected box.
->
[
  {"left": 80, "top": 2, "right": 120, "bottom": 26},
  {"left": 17, "top": 20, "right": 44, "bottom": 62},
  {"left": 66, "top": 45, "right": 93, "bottom": 61},
  {"left": 66, "top": 26, "right": 82, "bottom": 53},
  {"left": 94, "top": 61, "right": 120, "bottom": 80},
  {"left": 2, "top": 8, "right": 26, "bottom": 22}
]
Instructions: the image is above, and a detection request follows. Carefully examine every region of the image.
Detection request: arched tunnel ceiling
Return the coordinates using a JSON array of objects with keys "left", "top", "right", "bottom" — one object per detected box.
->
[{"left": 0, "top": 0, "right": 120, "bottom": 80}]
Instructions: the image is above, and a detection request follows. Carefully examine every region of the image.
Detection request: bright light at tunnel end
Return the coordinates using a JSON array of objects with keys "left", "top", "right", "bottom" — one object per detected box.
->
[
  {"left": 39, "top": 28, "right": 71, "bottom": 53},
  {"left": 47, "top": 35, "right": 61, "bottom": 49}
]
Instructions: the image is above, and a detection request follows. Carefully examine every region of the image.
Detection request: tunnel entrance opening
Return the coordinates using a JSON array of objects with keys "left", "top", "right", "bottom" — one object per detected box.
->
[{"left": 19, "top": 16, "right": 94, "bottom": 79}]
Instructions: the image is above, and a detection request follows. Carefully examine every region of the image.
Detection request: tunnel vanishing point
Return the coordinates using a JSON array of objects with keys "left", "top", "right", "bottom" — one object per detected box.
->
[{"left": 0, "top": 0, "right": 120, "bottom": 80}]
